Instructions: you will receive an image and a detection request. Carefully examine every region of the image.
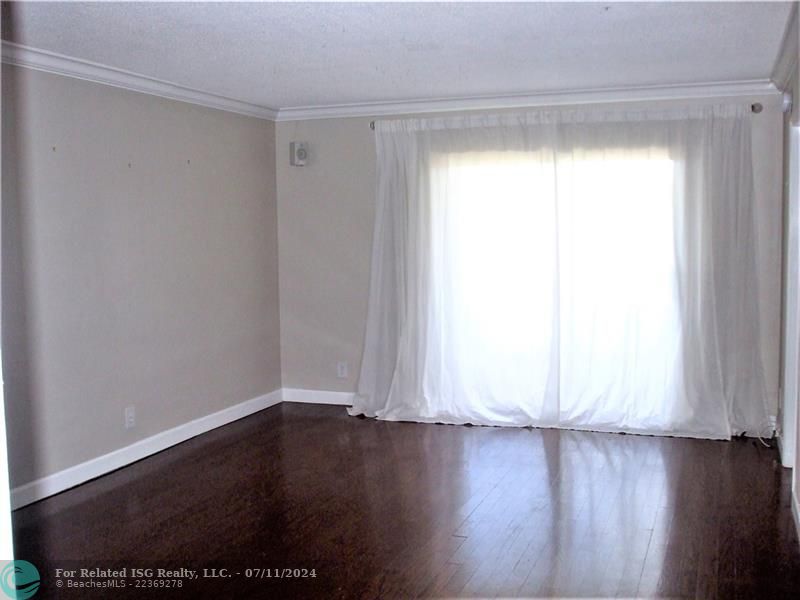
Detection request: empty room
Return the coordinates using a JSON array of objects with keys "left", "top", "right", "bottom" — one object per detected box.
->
[{"left": 0, "top": 1, "right": 799, "bottom": 598}]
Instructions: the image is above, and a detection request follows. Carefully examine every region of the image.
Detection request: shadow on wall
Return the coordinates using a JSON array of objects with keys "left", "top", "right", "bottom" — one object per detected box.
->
[{"left": 2, "top": 3, "right": 42, "bottom": 492}]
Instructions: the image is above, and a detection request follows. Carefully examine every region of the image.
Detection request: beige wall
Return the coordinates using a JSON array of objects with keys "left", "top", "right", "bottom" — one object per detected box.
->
[
  {"left": 276, "top": 118, "right": 375, "bottom": 392},
  {"left": 2, "top": 66, "right": 281, "bottom": 487},
  {"left": 276, "top": 97, "right": 785, "bottom": 417}
]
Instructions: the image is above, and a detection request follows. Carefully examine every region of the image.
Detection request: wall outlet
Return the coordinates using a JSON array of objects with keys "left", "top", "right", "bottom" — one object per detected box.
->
[
  {"left": 336, "top": 361, "right": 349, "bottom": 379},
  {"left": 124, "top": 405, "right": 136, "bottom": 429}
]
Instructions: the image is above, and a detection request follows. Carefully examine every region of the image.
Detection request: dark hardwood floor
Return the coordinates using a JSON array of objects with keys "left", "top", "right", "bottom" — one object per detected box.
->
[{"left": 12, "top": 402, "right": 800, "bottom": 598}]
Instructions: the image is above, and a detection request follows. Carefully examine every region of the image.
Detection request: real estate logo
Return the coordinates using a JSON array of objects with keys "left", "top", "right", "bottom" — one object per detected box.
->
[{"left": 0, "top": 560, "right": 40, "bottom": 599}]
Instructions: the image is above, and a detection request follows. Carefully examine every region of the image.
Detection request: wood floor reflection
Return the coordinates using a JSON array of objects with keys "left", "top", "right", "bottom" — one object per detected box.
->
[{"left": 13, "top": 403, "right": 800, "bottom": 598}]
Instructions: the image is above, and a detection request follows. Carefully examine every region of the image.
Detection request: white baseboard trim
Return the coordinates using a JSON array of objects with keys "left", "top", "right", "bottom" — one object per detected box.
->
[
  {"left": 10, "top": 389, "right": 282, "bottom": 509},
  {"left": 776, "top": 430, "right": 795, "bottom": 469},
  {"left": 793, "top": 487, "right": 800, "bottom": 547},
  {"left": 282, "top": 388, "right": 354, "bottom": 406}
]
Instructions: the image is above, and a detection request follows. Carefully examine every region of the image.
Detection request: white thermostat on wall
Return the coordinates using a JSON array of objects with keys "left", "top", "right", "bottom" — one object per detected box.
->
[{"left": 290, "top": 142, "right": 308, "bottom": 166}]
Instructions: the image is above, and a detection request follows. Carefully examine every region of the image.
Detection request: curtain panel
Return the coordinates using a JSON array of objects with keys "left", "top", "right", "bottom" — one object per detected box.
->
[{"left": 351, "top": 105, "right": 771, "bottom": 439}]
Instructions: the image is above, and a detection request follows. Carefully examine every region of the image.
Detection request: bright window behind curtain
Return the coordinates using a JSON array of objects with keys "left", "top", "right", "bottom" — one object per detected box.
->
[
  {"left": 352, "top": 107, "right": 771, "bottom": 440},
  {"left": 427, "top": 152, "right": 558, "bottom": 421},
  {"left": 428, "top": 150, "right": 681, "bottom": 431}
]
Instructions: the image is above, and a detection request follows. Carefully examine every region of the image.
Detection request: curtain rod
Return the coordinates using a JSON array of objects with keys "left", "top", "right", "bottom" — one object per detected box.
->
[{"left": 368, "top": 96, "right": 793, "bottom": 129}]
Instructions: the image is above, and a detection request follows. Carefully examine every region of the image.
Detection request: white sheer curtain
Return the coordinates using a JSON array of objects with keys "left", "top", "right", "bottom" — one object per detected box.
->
[{"left": 351, "top": 105, "right": 771, "bottom": 439}]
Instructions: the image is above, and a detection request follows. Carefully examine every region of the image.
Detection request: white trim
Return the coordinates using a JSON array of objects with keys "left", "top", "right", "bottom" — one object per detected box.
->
[
  {"left": 275, "top": 80, "right": 781, "bottom": 122},
  {"left": 777, "top": 431, "right": 788, "bottom": 467},
  {"left": 793, "top": 487, "right": 800, "bottom": 548},
  {"left": 780, "top": 125, "right": 800, "bottom": 470},
  {"left": 10, "top": 389, "right": 282, "bottom": 509},
  {"left": 282, "top": 388, "right": 354, "bottom": 406},
  {"left": 1, "top": 42, "right": 279, "bottom": 121},
  {"left": 9, "top": 388, "right": 358, "bottom": 508},
  {"left": 1, "top": 41, "right": 782, "bottom": 124}
]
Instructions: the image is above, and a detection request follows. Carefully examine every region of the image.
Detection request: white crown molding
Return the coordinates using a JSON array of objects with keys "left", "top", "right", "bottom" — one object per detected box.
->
[
  {"left": 275, "top": 80, "right": 782, "bottom": 122},
  {"left": 10, "top": 389, "right": 282, "bottom": 509},
  {"left": 1, "top": 42, "right": 784, "bottom": 126},
  {"left": 1, "top": 41, "right": 279, "bottom": 121}
]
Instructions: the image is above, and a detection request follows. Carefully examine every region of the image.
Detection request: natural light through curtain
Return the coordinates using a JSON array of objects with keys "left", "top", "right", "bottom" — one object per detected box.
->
[
  {"left": 352, "top": 107, "right": 771, "bottom": 439},
  {"left": 428, "top": 152, "right": 558, "bottom": 423},
  {"left": 428, "top": 150, "right": 681, "bottom": 431}
]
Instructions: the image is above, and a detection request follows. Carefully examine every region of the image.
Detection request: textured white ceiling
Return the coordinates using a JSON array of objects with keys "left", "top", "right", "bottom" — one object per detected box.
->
[{"left": 2, "top": 2, "right": 794, "bottom": 110}]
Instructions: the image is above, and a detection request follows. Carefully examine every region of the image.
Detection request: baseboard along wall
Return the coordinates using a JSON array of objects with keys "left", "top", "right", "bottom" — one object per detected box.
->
[{"left": 9, "top": 388, "right": 354, "bottom": 509}]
